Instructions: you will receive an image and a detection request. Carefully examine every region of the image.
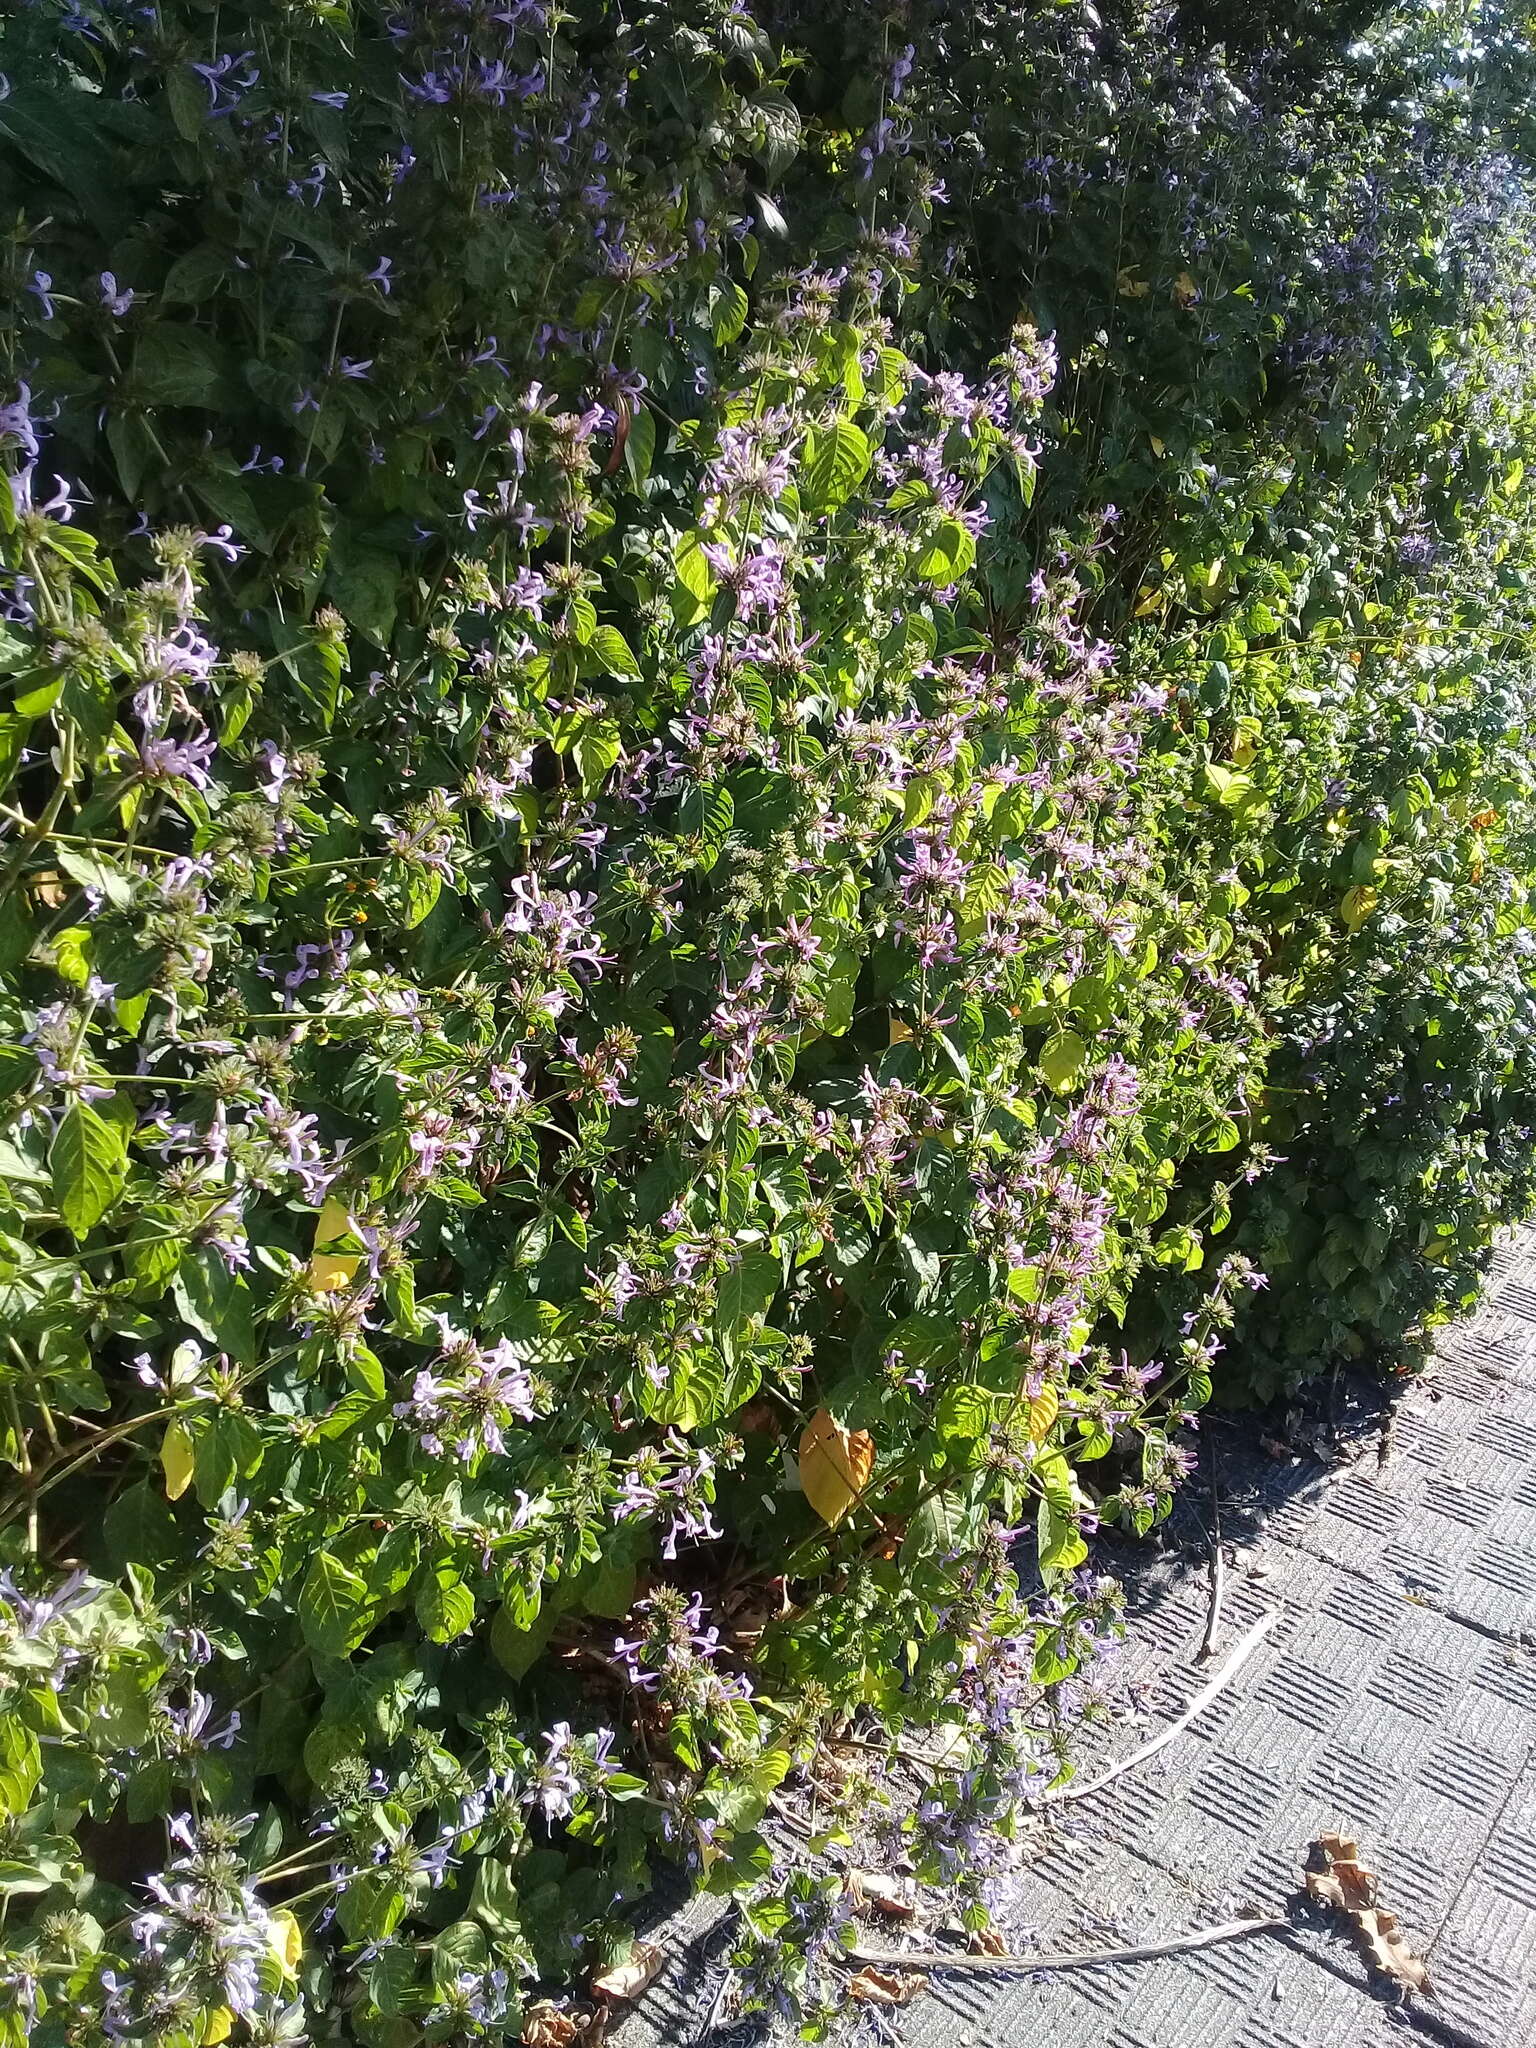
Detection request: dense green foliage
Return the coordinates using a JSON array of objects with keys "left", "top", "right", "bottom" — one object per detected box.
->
[{"left": 0, "top": 1, "right": 1534, "bottom": 2041}]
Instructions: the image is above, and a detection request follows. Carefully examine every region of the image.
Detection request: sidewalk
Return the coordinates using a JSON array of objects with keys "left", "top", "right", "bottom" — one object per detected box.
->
[{"left": 615, "top": 1231, "right": 1536, "bottom": 2047}]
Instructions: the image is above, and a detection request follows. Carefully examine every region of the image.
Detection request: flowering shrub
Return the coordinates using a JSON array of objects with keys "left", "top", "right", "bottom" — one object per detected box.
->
[{"left": 0, "top": 0, "right": 1534, "bottom": 2041}]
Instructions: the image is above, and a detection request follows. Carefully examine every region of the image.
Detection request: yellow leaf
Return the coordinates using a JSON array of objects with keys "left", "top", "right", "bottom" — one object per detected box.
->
[
  {"left": 1028, "top": 1386, "right": 1059, "bottom": 1441},
  {"left": 309, "top": 1196, "right": 361, "bottom": 1291},
  {"left": 1340, "top": 886, "right": 1378, "bottom": 931},
  {"left": 888, "top": 1017, "right": 913, "bottom": 1045},
  {"left": 161, "top": 1420, "right": 195, "bottom": 1501},
  {"left": 202, "top": 2009, "right": 233, "bottom": 2046},
  {"left": 694, "top": 1821, "right": 726, "bottom": 1870},
  {"left": 1116, "top": 267, "right": 1150, "bottom": 298},
  {"left": 313, "top": 1196, "right": 350, "bottom": 1246},
  {"left": 1172, "top": 270, "right": 1199, "bottom": 306},
  {"left": 1229, "top": 717, "right": 1261, "bottom": 767},
  {"left": 1148, "top": 435, "right": 1166, "bottom": 457},
  {"left": 269, "top": 1908, "right": 302, "bottom": 1977},
  {"left": 799, "top": 1409, "right": 875, "bottom": 1527},
  {"left": 309, "top": 1251, "right": 362, "bottom": 1293}
]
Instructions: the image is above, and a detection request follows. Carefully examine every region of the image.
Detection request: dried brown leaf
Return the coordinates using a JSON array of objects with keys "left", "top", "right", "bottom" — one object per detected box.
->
[
  {"left": 521, "top": 2004, "right": 581, "bottom": 2048},
  {"left": 967, "top": 1927, "right": 1008, "bottom": 1957},
  {"left": 1305, "top": 1833, "right": 1431, "bottom": 1997},
  {"left": 591, "top": 1940, "right": 664, "bottom": 2002},
  {"left": 847, "top": 1966, "right": 923, "bottom": 2006},
  {"left": 1358, "top": 1909, "right": 1433, "bottom": 1995}
]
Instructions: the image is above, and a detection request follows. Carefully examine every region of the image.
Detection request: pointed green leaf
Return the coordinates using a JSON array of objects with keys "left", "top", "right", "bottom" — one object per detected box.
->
[
  {"left": 50, "top": 1100, "right": 126, "bottom": 1236},
  {"left": 586, "top": 625, "right": 641, "bottom": 680},
  {"left": 298, "top": 1551, "right": 372, "bottom": 1658}
]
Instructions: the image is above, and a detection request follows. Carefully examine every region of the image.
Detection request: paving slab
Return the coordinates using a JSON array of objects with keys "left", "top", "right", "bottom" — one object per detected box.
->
[{"left": 613, "top": 1233, "right": 1536, "bottom": 2047}]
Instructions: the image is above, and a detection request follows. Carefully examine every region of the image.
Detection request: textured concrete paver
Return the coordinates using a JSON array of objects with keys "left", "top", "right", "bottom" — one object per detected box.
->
[{"left": 615, "top": 1232, "right": 1536, "bottom": 2046}]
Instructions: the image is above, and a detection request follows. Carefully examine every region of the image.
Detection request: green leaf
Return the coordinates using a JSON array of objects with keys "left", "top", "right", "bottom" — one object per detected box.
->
[
  {"left": 914, "top": 516, "right": 977, "bottom": 583},
  {"left": 364, "top": 1945, "right": 419, "bottom": 2016},
  {"left": 820, "top": 947, "right": 859, "bottom": 1035},
  {"left": 416, "top": 1572, "right": 476, "bottom": 1644},
  {"left": 638, "top": 1348, "right": 727, "bottom": 1430},
  {"left": 55, "top": 845, "right": 135, "bottom": 910},
  {"left": 574, "top": 1554, "right": 637, "bottom": 1620},
  {"left": 718, "top": 1249, "right": 781, "bottom": 1329},
  {"left": 1036, "top": 1452, "right": 1089, "bottom": 1579},
  {"left": 125, "top": 1215, "right": 183, "bottom": 1296},
  {"left": 672, "top": 531, "right": 717, "bottom": 626},
  {"left": 174, "top": 1251, "right": 257, "bottom": 1369},
  {"left": 50, "top": 1100, "right": 126, "bottom": 1237},
  {"left": 623, "top": 405, "right": 657, "bottom": 487},
  {"left": 1039, "top": 1030, "right": 1087, "bottom": 1092},
  {"left": 711, "top": 280, "right": 750, "bottom": 347},
  {"left": 52, "top": 926, "right": 91, "bottom": 988},
  {"left": 398, "top": 866, "right": 442, "bottom": 929},
  {"left": 901, "top": 1483, "right": 983, "bottom": 1567},
  {"left": 0, "top": 88, "right": 131, "bottom": 234},
  {"left": 751, "top": 89, "right": 801, "bottom": 179},
  {"left": 192, "top": 1414, "right": 239, "bottom": 1507},
  {"left": 166, "top": 64, "right": 209, "bottom": 144},
  {"left": 1153, "top": 1225, "right": 1204, "bottom": 1273},
  {"left": 431, "top": 1920, "right": 489, "bottom": 1998},
  {"left": 489, "top": 1599, "right": 558, "bottom": 1680},
  {"left": 575, "top": 721, "right": 622, "bottom": 792},
  {"left": 338, "top": 1873, "right": 408, "bottom": 1944},
  {"left": 327, "top": 546, "right": 398, "bottom": 649},
  {"left": 133, "top": 328, "right": 231, "bottom": 410},
  {"left": 679, "top": 782, "right": 734, "bottom": 847},
  {"left": 162, "top": 244, "right": 234, "bottom": 306},
  {"left": 0, "top": 716, "right": 28, "bottom": 797},
  {"left": 803, "top": 420, "right": 870, "bottom": 510},
  {"left": 297, "top": 1551, "right": 373, "bottom": 1659},
  {"left": 468, "top": 1859, "right": 522, "bottom": 1938},
  {"left": 0, "top": 1720, "right": 41, "bottom": 1818},
  {"left": 705, "top": 1748, "right": 790, "bottom": 1831},
  {"left": 587, "top": 625, "right": 641, "bottom": 679},
  {"left": 870, "top": 347, "right": 910, "bottom": 405},
  {"left": 935, "top": 1382, "right": 991, "bottom": 1445}
]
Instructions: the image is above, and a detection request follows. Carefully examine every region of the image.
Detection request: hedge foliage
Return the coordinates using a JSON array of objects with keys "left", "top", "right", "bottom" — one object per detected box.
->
[{"left": 0, "top": 1, "right": 1534, "bottom": 2041}]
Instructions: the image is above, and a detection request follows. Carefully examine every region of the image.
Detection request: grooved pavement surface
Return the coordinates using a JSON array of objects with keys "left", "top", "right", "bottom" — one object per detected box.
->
[{"left": 614, "top": 1233, "right": 1536, "bottom": 2048}]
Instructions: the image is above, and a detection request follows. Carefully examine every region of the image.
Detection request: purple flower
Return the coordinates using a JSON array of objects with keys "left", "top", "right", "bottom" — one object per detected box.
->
[
  {"left": 140, "top": 730, "right": 216, "bottom": 792},
  {"left": 28, "top": 270, "right": 55, "bottom": 320},
  {"left": 526, "top": 1723, "right": 581, "bottom": 1822},
  {"left": 0, "top": 384, "right": 40, "bottom": 462},
  {"left": 167, "top": 1687, "right": 242, "bottom": 1753},
  {"left": 98, "top": 272, "right": 135, "bottom": 317},
  {"left": 189, "top": 50, "right": 258, "bottom": 117},
  {"left": 700, "top": 540, "right": 787, "bottom": 613},
  {"left": 0, "top": 1565, "right": 98, "bottom": 1636}
]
